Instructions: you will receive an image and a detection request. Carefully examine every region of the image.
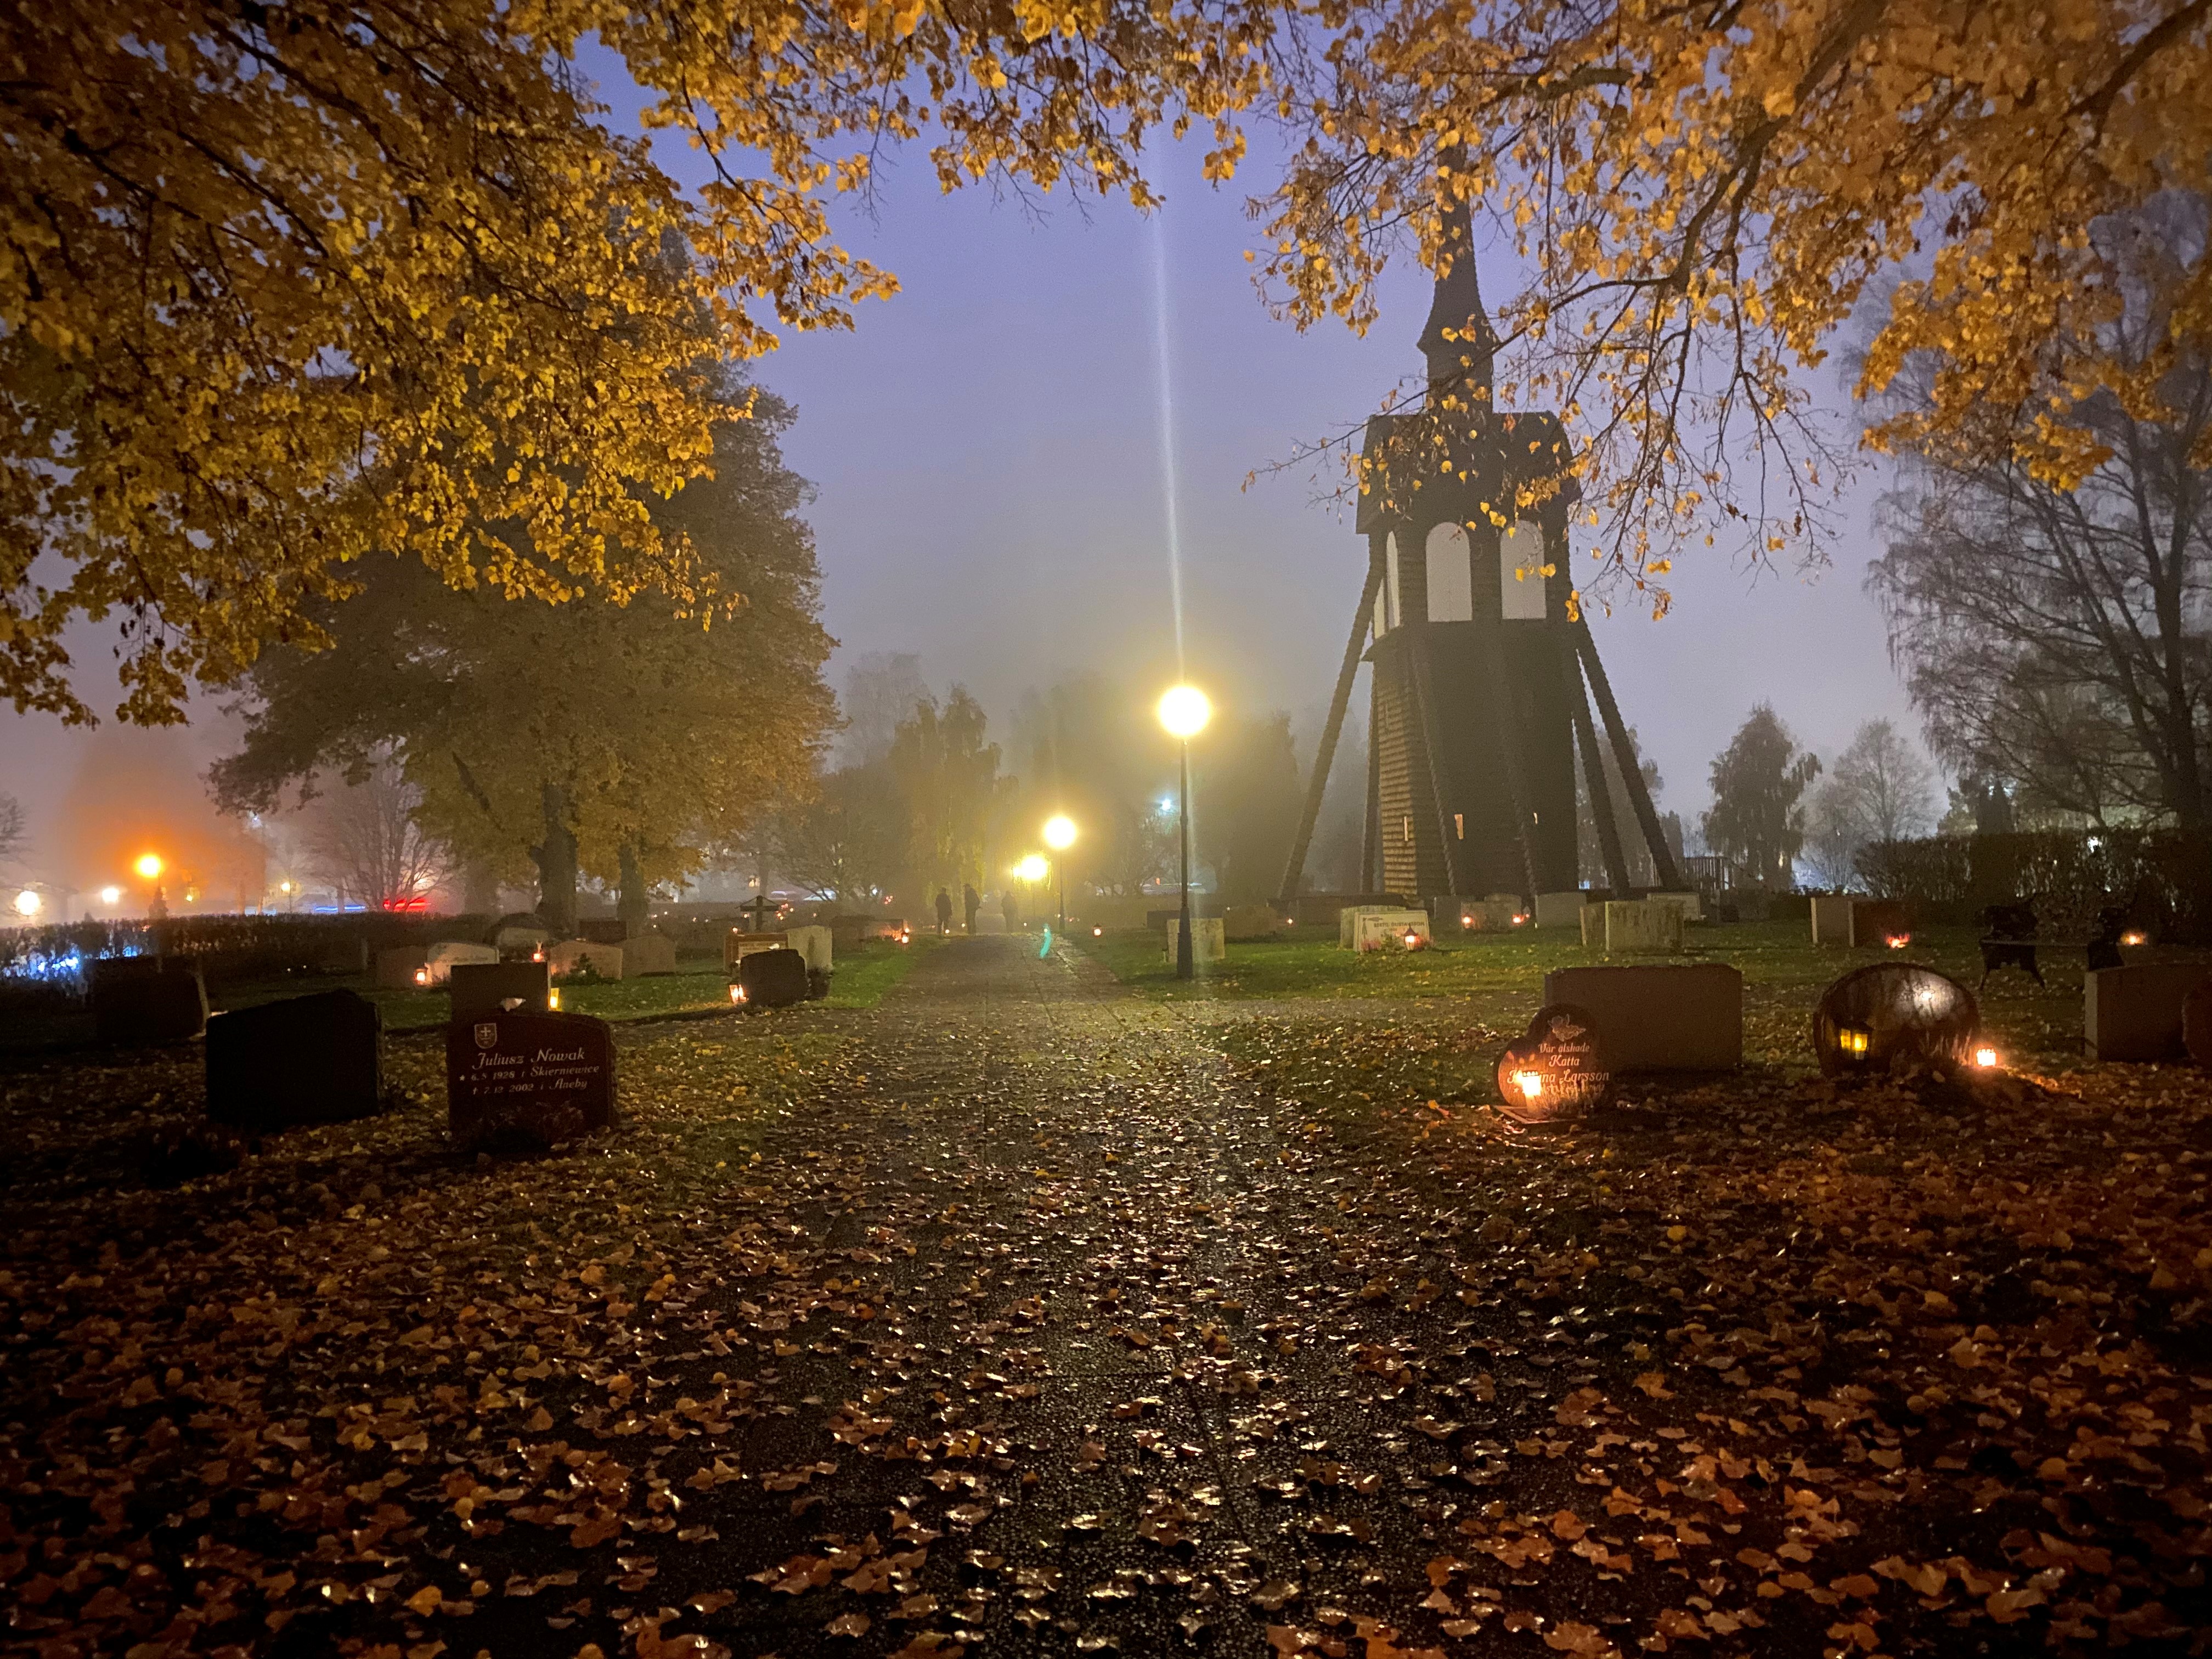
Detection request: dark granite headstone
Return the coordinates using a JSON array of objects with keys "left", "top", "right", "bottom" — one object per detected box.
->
[
  {"left": 447, "top": 1010, "right": 617, "bottom": 1152},
  {"left": 91, "top": 957, "right": 208, "bottom": 1046},
  {"left": 737, "top": 946, "right": 810, "bottom": 1009},
  {"left": 206, "top": 990, "right": 383, "bottom": 1129},
  {"left": 1494, "top": 1002, "right": 1611, "bottom": 1124},
  {"left": 449, "top": 959, "right": 552, "bottom": 1023},
  {"left": 1813, "top": 962, "right": 1979, "bottom": 1076}
]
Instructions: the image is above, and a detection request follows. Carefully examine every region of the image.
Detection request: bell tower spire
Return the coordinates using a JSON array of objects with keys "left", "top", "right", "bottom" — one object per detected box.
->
[{"left": 1415, "top": 194, "right": 1497, "bottom": 404}]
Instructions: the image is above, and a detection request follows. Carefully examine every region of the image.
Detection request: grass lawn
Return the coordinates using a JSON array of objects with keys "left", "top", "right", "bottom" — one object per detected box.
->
[{"left": 1080, "top": 917, "right": 2211, "bottom": 1071}]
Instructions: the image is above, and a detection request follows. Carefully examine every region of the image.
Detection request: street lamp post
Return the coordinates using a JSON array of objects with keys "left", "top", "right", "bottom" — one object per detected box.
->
[
  {"left": 1156, "top": 686, "right": 1212, "bottom": 980},
  {"left": 1043, "top": 815, "right": 1076, "bottom": 934}
]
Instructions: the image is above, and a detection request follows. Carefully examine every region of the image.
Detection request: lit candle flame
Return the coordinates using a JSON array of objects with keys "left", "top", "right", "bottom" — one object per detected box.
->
[{"left": 1973, "top": 1046, "right": 1998, "bottom": 1068}]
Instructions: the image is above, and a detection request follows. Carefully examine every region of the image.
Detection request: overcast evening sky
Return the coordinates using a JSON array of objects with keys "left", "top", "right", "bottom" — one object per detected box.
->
[{"left": 1, "top": 63, "right": 1924, "bottom": 891}]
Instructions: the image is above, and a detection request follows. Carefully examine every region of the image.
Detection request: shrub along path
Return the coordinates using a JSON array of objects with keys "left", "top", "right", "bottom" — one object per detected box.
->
[{"left": 1, "top": 938, "right": 2207, "bottom": 1657}]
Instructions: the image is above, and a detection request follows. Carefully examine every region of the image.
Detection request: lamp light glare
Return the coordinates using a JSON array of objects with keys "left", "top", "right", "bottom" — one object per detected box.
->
[
  {"left": 13, "top": 889, "right": 41, "bottom": 918},
  {"left": 2121, "top": 930, "right": 2147, "bottom": 947},
  {"left": 1156, "top": 685, "right": 1212, "bottom": 740},
  {"left": 134, "top": 853, "right": 163, "bottom": 880},
  {"left": 1014, "top": 854, "right": 1048, "bottom": 883},
  {"left": 1402, "top": 929, "right": 1422, "bottom": 949},
  {"left": 1092, "top": 926, "right": 1103, "bottom": 937},
  {"left": 1043, "top": 814, "right": 1077, "bottom": 851},
  {"left": 1513, "top": 1069, "right": 1544, "bottom": 1102},
  {"left": 99, "top": 885, "right": 122, "bottom": 906},
  {"left": 547, "top": 988, "right": 562, "bottom": 1011}
]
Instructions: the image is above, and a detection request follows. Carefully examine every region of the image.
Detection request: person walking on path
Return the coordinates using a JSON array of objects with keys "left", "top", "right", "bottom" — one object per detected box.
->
[
  {"left": 1001, "top": 887, "right": 1019, "bottom": 934},
  {"left": 963, "top": 884, "right": 980, "bottom": 935},
  {"left": 934, "top": 887, "right": 953, "bottom": 936}
]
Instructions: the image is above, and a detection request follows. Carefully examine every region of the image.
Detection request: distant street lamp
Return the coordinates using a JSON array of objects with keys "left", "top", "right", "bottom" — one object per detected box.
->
[
  {"left": 134, "top": 853, "right": 163, "bottom": 880},
  {"left": 1043, "top": 814, "right": 1077, "bottom": 933},
  {"left": 99, "top": 885, "right": 122, "bottom": 907},
  {"left": 13, "top": 888, "right": 41, "bottom": 919},
  {"left": 1156, "top": 684, "right": 1212, "bottom": 979}
]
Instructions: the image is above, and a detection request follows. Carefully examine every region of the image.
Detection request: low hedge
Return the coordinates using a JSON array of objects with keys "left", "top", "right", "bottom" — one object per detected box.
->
[
  {"left": 1855, "top": 830, "right": 2212, "bottom": 941},
  {"left": 0, "top": 912, "right": 495, "bottom": 991}
]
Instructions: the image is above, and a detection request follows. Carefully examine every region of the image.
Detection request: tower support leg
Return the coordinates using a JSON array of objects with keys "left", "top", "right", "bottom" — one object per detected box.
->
[
  {"left": 1568, "top": 654, "right": 1633, "bottom": 894},
  {"left": 1573, "top": 617, "right": 1682, "bottom": 890},
  {"left": 1362, "top": 674, "right": 1382, "bottom": 891},
  {"left": 1278, "top": 546, "right": 1384, "bottom": 905}
]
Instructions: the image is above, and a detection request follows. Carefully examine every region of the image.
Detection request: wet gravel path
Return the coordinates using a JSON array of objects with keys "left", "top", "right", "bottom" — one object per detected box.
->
[{"left": 641, "top": 936, "right": 1615, "bottom": 1658}]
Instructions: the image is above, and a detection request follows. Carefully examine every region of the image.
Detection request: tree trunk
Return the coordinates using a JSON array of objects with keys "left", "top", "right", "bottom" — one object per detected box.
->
[
  {"left": 461, "top": 857, "right": 503, "bottom": 918},
  {"left": 532, "top": 783, "right": 579, "bottom": 935},
  {"left": 618, "top": 841, "right": 650, "bottom": 939}
]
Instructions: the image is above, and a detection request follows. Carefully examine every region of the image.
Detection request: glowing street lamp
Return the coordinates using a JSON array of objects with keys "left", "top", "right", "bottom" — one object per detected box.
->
[
  {"left": 1156, "top": 685, "right": 1211, "bottom": 979},
  {"left": 134, "top": 853, "right": 164, "bottom": 881},
  {"left": 13, "top": 889, "right": 41, "bottom": 919},
  {"left": 1014, "top": 853, "right": 1048, "bottom": 883},
  {"left": 1042, "top": 815, "right": 1077, "bottom": 932},
  {"left": 99, "top": 886, "right": 122, "bottom": 907}
]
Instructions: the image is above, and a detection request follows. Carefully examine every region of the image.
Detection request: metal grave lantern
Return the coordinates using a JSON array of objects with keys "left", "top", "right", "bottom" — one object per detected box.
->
[
  {"left": 1813, "top": 963, "right": 1980, "bottom": 1077},
  {"left": 1494, "top": 1002, "right": 1612, "bottom": 1124}
]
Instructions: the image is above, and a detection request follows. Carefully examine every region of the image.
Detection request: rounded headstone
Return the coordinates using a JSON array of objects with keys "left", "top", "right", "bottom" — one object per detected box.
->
[{"left": 1812, "top": 962, "right": 1979, "bottom": 1077}]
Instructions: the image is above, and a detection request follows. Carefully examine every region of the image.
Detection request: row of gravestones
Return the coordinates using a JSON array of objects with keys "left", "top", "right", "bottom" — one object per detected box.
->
[
  {"left": 1334, "top": 896, "right": 1704, "bottom": 956},
  {"left": 375, "top": 933, "right": 680, "bottom": 989},
  {"left": 1489, "top": 957, "right": 2212, "bottom": 1125},
  {"left": 86, "top": 955, "right": 619, "bottom": 1155}
]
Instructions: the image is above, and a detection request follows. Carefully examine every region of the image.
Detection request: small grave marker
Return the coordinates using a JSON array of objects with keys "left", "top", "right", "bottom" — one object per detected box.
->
[
  {"left": 1494, "top": 1003, "right": 1611, "bottom": 1124},
  {"left": 447, "top": 1009, "right": 617, "bottom": 1152},
  {"left": 736, "top": 946, "right": 811, "bottom": 1008}
]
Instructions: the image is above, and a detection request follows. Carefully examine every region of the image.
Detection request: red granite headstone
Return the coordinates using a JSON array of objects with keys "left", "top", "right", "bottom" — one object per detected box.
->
[{"left": 447, "top": 1010, "right": 616, "bottom": 1152}]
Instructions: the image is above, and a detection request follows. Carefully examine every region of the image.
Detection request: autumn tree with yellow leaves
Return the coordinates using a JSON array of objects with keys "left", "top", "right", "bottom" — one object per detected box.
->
[{"left": 8, "top": 0, "right": 2205, "bottom": 712}]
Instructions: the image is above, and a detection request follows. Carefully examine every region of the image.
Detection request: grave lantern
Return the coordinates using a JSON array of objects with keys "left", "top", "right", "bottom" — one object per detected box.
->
[{"left": 1812, "top": 963, "right": 1980, "bottom": 1076}]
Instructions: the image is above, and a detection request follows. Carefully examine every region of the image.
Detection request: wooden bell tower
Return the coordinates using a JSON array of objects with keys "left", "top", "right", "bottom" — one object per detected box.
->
[{"left": 1278, "top": 200, "right": 1679, "bottom": 905}]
